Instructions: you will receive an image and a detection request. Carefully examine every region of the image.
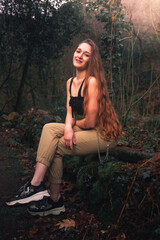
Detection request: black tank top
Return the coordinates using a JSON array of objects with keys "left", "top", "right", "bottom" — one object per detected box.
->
[{"left": 69, "top": 77, "right": 85, "bottom": 117}]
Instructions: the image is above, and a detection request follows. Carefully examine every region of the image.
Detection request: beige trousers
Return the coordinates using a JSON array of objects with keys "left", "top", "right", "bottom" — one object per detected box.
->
[{"left": 36, "top": 123, "right": 117, "bottom": 184}]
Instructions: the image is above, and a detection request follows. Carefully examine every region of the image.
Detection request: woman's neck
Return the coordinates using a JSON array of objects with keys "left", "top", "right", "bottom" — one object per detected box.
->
[{"left": 76, "top": 69, "right": 86, "bottom": 81}]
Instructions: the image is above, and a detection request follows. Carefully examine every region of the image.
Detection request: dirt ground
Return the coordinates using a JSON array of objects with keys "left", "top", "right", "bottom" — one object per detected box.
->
[{"left": 0, "top": 131, "right": 34, "bottom": 240}]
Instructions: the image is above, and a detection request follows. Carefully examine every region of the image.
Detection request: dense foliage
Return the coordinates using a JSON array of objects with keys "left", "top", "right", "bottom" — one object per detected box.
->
[
  {"left": 85, "top": 0, "right": 160, "bottom": 127},
  {"left": 0, "top": 0, "right": 85, "bottom": 112},
  {"left": 86, "top": 0, "right": 132, "bottom": 88}
]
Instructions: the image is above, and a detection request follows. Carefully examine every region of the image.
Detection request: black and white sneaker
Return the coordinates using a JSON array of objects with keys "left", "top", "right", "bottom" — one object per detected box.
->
[
  {"left": 28, "top": 196, "right": 65, "bottom": 216},
  {"left": 6, "top": 181, "right": 50, "bottom": 206}
]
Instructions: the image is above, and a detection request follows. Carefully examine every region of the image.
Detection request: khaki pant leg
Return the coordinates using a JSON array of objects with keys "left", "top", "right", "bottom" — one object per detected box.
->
[
  {"left": 36, "top": 122, "right": 65, "bottom": 167},
  {"left": 48, "top": 127, "right": 117, "bottom": 184}
]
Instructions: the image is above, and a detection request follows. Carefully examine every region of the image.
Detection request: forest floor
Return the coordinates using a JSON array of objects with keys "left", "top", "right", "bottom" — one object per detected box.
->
[
  {"left": 0, "top": 130, "right": 107, "bottom": 240},
  {"left": 0, "top": 126, "right": 160, "bottom": 240}
]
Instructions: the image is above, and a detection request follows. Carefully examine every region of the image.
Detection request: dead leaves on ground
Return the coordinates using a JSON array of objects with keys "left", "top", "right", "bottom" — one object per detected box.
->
[{"left": 56, "top": 219, "right": 76, "bottom": 231}]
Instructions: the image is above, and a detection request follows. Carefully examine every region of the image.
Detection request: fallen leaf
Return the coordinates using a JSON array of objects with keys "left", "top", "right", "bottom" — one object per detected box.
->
[
  {"left": 68, "top": 196, "right": 76, "bottom": 203},
  {"left": 29, "top": 225, "right": 38, "bottom": 237},
  {"left": 56, "top": 219, "right": 76, "bottom": 231},
  {"left": 101, "top": 230, "right": 107, "bottom": 234},
  {"left": 116, "top": 232, "right": 126, "bottom": 240}
]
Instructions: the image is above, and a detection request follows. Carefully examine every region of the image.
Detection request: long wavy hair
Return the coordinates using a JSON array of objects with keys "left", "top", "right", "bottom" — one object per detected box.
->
[{"left": 79, "top": 39, "right": 122, "bottom": 140}]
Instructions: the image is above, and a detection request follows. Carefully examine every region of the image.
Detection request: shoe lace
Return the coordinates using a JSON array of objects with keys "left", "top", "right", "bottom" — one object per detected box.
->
[{"left": 18, "top": 181, "right": 30, "bottom": 195}]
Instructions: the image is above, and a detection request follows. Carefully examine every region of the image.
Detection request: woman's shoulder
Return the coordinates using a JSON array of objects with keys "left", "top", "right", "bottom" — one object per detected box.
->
[
  {"left": 88, "top": 76, "right": 97, "bottom": 83},
  {"left": 66, "top": 77, "right": 73, "bottom": 86},
  {"left": 88, "top": 76, "right": 98, "bottom": 87},
  {"left": 87, "top": 76, "right": 99, "bottom": 96},
  {"left": 67, "top": 77, "right": 73, "bottom": 82}
]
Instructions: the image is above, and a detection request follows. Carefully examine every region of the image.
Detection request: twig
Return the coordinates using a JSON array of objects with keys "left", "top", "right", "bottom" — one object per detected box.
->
[
  {"left": 116, "top": 168, "right": 139, "bottom": 224},
  {"left": 82, "top": 215, "right": 93, "bottom": 240},
  {"left": 116, "top": 154, "right": 159, "bottom": 224},
  {"left": 138, "top": 194, "right": 146, "bottom": 208},
  {"left": 123, "top": 73, "right": 160, "bottom": 125},
  {"left": 119, "top": 36, "right": 133, "bottom": 41}
]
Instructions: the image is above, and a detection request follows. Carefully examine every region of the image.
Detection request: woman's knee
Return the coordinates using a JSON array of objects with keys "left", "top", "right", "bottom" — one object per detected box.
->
[
  {"left": 43, "top": 123, "right": 51, "bottom": 130},
  {"left": 42, "top": 122, "right": 59, "bottom": 132},
  {"left": 41, "top": 123, "right": 53, "bottom": 135},
  {"left": 42, "top": 123, "right": 65, "bottom": 139}
]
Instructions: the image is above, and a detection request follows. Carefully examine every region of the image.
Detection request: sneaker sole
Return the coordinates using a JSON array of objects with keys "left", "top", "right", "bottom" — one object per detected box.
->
[
  {"left": 6, "top": 190, "right": 50, "bottom": 206},
  {"left": 28, "top": 205, "right": 66, "bottom": 216}
]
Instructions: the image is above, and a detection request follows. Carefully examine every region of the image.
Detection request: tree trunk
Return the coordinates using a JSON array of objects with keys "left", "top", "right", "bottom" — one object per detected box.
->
[
  {"left": 14, "top": 52, "right": 31, "bottom": 112},
  {"left": 110, "top": 146, "right": 154, "bottom": 162}
]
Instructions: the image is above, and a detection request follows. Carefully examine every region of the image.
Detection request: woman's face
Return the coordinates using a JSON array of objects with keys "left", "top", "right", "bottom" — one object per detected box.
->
[{"left": 73, "top": 43, "right": 92, "bottom": 71}]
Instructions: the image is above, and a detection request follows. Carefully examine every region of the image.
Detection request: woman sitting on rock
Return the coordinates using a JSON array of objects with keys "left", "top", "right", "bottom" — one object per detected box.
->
[{"left": 6, "top": 39, "right": 122, "bottom": 216}]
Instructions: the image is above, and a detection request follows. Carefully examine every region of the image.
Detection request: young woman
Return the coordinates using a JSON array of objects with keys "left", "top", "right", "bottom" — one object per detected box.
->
[{"left": 6, "top": 39, "right": 122, "bottom": 216}]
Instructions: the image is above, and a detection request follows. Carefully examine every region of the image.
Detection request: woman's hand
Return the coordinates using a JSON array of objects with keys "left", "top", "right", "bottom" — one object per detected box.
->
[{"left": 64, "top": 125, "right": 76, "bottom": 151}]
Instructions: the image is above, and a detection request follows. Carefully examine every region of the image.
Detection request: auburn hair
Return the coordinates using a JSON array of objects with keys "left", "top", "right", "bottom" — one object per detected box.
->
[{"left": 78, "top": 39, "right": 122, "bottom": 140}]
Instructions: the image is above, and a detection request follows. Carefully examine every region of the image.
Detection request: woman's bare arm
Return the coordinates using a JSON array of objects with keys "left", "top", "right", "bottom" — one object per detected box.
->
[
  {"left": 64, "top": 78, "right": 76, "bottom": 151},
  {"left": 65, "top": 78, "right": 75, "bottom": 126},
  {"left": 76, "top": 77, "right": 99, "bottom": 129}
]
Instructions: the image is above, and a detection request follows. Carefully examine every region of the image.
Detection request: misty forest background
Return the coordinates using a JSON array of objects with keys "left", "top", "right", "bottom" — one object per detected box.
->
[{"left": 0, "top": 0, "right": 160, "bottom": 240}]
